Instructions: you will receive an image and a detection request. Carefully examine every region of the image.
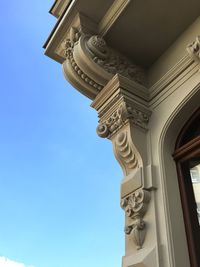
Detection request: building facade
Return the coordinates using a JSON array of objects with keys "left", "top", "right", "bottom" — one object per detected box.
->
[{"left": 44, "top": 1, "right": 200, "bottom": 266}]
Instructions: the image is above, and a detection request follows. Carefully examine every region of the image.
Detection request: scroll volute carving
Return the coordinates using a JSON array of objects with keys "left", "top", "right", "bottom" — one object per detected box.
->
[
  {"left": 111, "top": 123, "right": 142, "bottom": 177},
  {"left": 110, "top": 120, "right": 151, "bottom": 250},
  {"left": 95, "top": 100, "right": 150, "bottom": 177},
  {"left": 62, "top": 21, "right": 146, "bottom": 100}
]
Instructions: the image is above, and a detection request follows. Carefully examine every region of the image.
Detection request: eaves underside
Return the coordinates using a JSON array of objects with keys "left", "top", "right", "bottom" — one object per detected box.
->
[
  {"left": 44, "top": 0, "right": 200, "bottom": 103},
  {"left": 44, "top": 0, "right": 74, "bottom": 49}
]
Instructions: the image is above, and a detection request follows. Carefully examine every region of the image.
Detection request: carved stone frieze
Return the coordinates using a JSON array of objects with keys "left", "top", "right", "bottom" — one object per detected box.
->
[
  {"left": 96, "top": 102, "right": 150, "bottom": 139},
  {"left": 86, "top": 35, "right": 145, "bottom": 85},
  {"left": 62, "top": 26, "right": 146, "bottom": 99},
  {"left": 187, "top": 36, "right": 200, "bottom": 64},
  {"left": 121, "top": 189, "right": 151, "bottom": 250}
]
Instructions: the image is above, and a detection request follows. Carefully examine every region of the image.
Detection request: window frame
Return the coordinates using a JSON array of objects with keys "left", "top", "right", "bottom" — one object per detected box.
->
[{"left": 173, "top": 108, "right": 200, "bottom": 267}]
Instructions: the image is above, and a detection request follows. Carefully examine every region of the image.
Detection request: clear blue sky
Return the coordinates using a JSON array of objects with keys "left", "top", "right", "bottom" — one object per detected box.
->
[{"left": 0, "top": 1, "right": 124, "bottom": 267}]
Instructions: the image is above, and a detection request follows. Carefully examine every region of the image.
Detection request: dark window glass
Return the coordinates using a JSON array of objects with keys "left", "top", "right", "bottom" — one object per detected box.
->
[{"left": 174, "top": 107, "right": 200, "bottom": 267}]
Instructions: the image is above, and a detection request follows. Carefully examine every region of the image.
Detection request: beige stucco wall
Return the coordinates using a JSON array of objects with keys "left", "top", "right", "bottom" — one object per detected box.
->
[
  {"left": 121, "top": 17, "right": 200, "bottom": 267},
  {"left": 148, "top": 17, "right": 200, "bottom": 86}
]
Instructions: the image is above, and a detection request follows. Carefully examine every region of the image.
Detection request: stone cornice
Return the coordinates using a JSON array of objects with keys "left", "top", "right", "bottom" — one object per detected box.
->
[
  {"left": 44, "top": 11, "right": 97, "bottom": 63},
  {"left": 49, "top": 0, "right": 72, "bottom": 18},
  {"left": 45, "top": 9, "right": 200, "bottom": 103},
  {"left": 149, "top": 54, "right": 193, "bottom": 100},
  {"left": 98, "top": 0, "right": 131, "bottom": 36},
  {"left": 45, "top": 0, "right": 132, "bottom": 63},
  {"left": 149, "top": 54, "right": 199, "bottom": 108},
  {"left": 45, "top": 2, "right": 200, "bottom": 103}
]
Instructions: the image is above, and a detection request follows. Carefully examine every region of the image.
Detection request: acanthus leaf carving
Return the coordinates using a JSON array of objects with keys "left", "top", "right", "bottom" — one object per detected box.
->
[
  {"left": 96, "top": 102, "right": 150, "bottom": 139},
  {"left": 87, "top": 35, "right": 109, "bottom": 60},
  {"left": 187, "top": 36, "right": 200, "bottom": 64},
  {"left": 62, "top": 27, "right": 146, "bottom": 99},
  {"left": 64, "top": 27, "right": 81, "bottom": 59},
  {"left": 63, "top": 28, "right": 103, "bottom": 96},
  {"left": 121, "top": 189, "right": 151, "bottom": 250},
  {"left": 86, "top": 35, "right": 146, "bottom": 86},
  {"left": 96, "top": 102, "right": 128, "bottom": 138}
]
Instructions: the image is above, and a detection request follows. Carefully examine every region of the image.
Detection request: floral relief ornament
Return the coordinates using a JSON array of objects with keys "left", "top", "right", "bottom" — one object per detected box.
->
[
  {"left": 121, "top": 189, "right": 151, "bottom": 250},
  {"left": 97, "top": 103, "right": 150, "bottom": 139},
  {"left": 187, "top": 36, "right": 200, "bottom": 64},
  {"left": 86, "top": 35, "right": 146, "bottom": 85},
  {"left": 64, "top": 27, "right": 103, "bottom": 91}
]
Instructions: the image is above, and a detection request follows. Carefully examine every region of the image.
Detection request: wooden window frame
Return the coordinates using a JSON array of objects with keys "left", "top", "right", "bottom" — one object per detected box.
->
[{"left": 173, "top": 108, "right": 200, "bottom": 267}]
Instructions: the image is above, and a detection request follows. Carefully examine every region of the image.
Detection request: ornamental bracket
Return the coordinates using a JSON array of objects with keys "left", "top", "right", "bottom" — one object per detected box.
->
[
  {"left": 61, "top": 15, "right": 146, "bottom": 99},
  {"left": 92, "top": 74, "right": 153, "bottom": 250}
]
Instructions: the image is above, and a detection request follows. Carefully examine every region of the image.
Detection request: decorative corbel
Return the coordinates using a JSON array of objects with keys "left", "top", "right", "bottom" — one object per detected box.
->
[
  {"left": 187, "top": 36, "right": 200, "bottom": 65},
  {"left": 62, "top": 24, "right": 146, "bottom": 99},
  {"left": 92, "top": 74, "right": 152, "bottom": 250}
]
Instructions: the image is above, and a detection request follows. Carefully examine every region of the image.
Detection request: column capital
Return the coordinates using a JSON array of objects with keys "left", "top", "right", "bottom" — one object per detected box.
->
[{"left": 92, "top": 74, "right": 151, "bottom": 139}]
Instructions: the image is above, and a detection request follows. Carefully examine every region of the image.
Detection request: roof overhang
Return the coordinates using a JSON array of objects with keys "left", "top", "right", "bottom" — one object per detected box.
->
[
  {"left": 49, "top": 0, "right": 72, "bottom": 18},
  {"left": 44, "top": 0, "right": 200, "bottom": 99}
]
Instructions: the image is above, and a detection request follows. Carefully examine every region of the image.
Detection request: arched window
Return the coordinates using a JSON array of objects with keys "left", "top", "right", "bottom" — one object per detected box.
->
[{"left": 173, "top": 107, "right": 200, "bottom": 267}]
